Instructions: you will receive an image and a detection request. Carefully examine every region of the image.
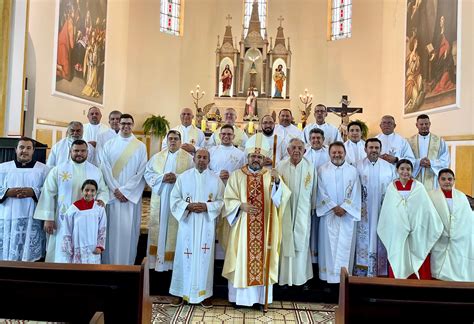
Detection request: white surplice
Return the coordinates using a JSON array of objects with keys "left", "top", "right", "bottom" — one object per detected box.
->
[
  {"left": 46, "top": 138, "right": 95, "bottom": 168},
  {"left": 0, "top": 161, "right": 49, "bottom": 261},
  {"left": 162, "top": 124, "right": 205, "bottom": 150},
  {"left": 376, "top": 132, "right": 415, "bottom": 164},
  {"left": 344, "top": 140, "right": 366, "bottom": 166},
  {"left": 144, "top": 149, "right": 193, "bottom": 271},
  {"left": 409, "top": 133, "right": 450, "bottom": 190},
  {"left": 354, "top": 158, "right": 396, "bottom": 277},
  {"left": 83, "top": 123, "right": 110, "bottom": 143},
  {"left": 303, "top": 123, "right": 342, "bottom": 146},
  {"left": 277, "top": 157, "right": 316, "bottom": 286},
  {"left": 316, "top": 161, "right": 361, "bottom": 283},
  {"left": 262, "top": 133, "right": 288, "bottom": 165},
  {"left": 100, "top": 134, "right": 147, "bottom": 265},
  {"left": 58, "top": 202, "right": 107, "bottom": 264},
  {"left": 275, "top": 124, "right": 304, "bottom": 144},
  {"left": 33, "top": 161, "right": 109, "bottom": 262},
  {"left": 429, "top": 189, "right": 474, "bottom": 282},
  {"left": 169, "top": 168, "right": 225, "bottom": 303}
]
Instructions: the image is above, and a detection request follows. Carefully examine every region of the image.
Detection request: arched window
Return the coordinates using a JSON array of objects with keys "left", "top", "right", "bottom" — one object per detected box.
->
[
  {"left": 243, "top": 0, "right": 267, "bottom": 38},
  {"left": 329, "top": 0, "right": 352, "bottom": 40},
  {"left": 160, "top": 0, "right": 183, "bottom": 36}
]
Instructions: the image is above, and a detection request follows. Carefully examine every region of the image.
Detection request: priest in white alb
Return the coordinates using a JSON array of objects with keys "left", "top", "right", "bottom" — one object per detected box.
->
[
  {"left": 274, "top": 109, "right": 304, "bottom": 144},
  {"left": 259, "top": 115, "right": 288, "bottom": 167},
  {"left": 169, "top": 149, "right": 225, "bottom": 307},
  {"left": 0, "top": 138, "right": 49, "bottom": 261},
  {"left": 162, "top": 108, "right": 205, "bottom": 154},
  {"left": 354, "top": 138, "right": 396, "bottom": 277},
  {"left": 100, "top": 114, "right": 147, "bottom": 265},
  {"left": 317, "top": 142, "right": 361, "bottom": 283},
  {"left": 376, "top": 115, "right": 415, "bottom": 165},
  {"left": 222, "top": 134, "right": 291, "bottom": 307},
  {"left": 95, "top": 110, "right": 121, "bottom": 165},
  {"left": 144, "top": 130, "right": 193, "bottom": 272},
  {"left": 429, "top": 169, "right": 474, "bottom": 282},
  {"left": 277, "top": 138, "right": 316, "bottom": 286},
  {"left": 83, "top": 106, "right": 110, "bottom": 148},
  {"left": 303, "top": 104, "right": 342, "bottom": 146},
  {"left": 34, "top": 140, "right": 109, "bottom": 262},
  {"left": 407, "top": 114, "right": 450, "bottom": 190},
  {"left": 344, "top": 121, "right": 366, "bottom": 166},
  {"left": 207, "top": 108, "right": 248, "bottom": 150}
]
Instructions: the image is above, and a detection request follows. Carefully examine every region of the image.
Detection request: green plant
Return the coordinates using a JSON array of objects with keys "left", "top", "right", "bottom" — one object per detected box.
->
[
  {"left": 354, "top": 119, "right": 369, "bottom": 140},
  {"left": 142, "top": 115, "right": 170, "bottom": 138}
]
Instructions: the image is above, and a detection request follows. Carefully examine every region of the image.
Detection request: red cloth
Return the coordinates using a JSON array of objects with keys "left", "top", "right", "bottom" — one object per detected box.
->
[
  {"left": 442, "top": 190, "right": 453, "bottom": 198},
  {"left": 56, "top": 17, "right": 74, "bottom": 80},
  {"left": 73, "top": 198, "right": 94, "bottom": 211},
  {"left": 388, "top": 255, "right": 432, "bottom": 280},
  {"left": 395, "top": 179, "right": 414, "bottom": 191}
]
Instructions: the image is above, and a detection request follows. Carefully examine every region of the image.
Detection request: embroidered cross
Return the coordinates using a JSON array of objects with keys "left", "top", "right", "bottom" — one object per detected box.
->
[
  {"left": 184, "top": 248, "right": 192, "bottom": 258},
  {"left": 201, "top": 243, "right": 210, "bottom": 254}
]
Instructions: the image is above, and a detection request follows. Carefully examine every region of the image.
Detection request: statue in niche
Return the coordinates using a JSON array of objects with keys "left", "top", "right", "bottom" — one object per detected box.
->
[
  {"left": 244, "top": 88, "right": 258, "bottom": 121},
  {"left": 220, "top": 64, "right": 233, "bottom": 97},
  {"left": 273, "top": 64, "right": 286, "bottom": 98},
  {"left": 248, "top": 55, "right": 260, "bottom": 90}
]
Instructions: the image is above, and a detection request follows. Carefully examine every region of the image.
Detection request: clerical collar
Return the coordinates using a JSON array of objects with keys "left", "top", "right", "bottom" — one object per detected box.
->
[
  {"left": 331, "top": 161, "right": 345, "bottom": 167},
  {"left": 368, "top": 158, "right": 378, "bottom": 165},
  {"left": 442, "top": 190, "right": 453, "bottom": 198},
  {"left": 14, "top": 159, "right": 36, "bottom": 168},
  {"left": 311, "top": 146, "right": 324, "bottom": 151},
  {"left": 418, "top": 133, "right": 430, "bottom": 138},
  {"left": 181, "top": 124, "right": 193, "bottom": 129},
  {"left": 395, "top": 179, "right": 413, "bottom": 191}
]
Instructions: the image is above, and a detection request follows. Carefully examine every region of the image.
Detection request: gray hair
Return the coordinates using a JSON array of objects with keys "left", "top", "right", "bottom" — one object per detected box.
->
[
  {"left": 288, "top": 138, "right": 305, "bottom": 146},
  {"left": 67, "top": 121, "right": 83, "bottom": 130}
]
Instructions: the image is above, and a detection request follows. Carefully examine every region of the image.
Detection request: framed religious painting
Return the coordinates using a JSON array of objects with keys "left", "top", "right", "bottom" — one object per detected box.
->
[
  {"left": 403, "top": 0, "right": 461, "bottom": 117},
  {"left": 52, "top": 0, "right": 108, "bottom": 106}
]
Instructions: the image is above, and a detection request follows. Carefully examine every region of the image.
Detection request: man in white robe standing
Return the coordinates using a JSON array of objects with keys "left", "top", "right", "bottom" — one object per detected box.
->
[
  {"left": 169, "top": 149, "right": 225, "bottom": 307},
  {"left": 34, "top": 140, "right": 109, "bottom": 262},
  {"left": 162, "top": 108, "right": 205, "bottom": 154},
  {"left": 208, "top": 124, "right": 246, "bottom": 260},
  {"left": 274, "top": 109, "right": 303, "bottom": 144},
  {"left": 376, "top": 115, "right": 415, "bottom": 165},
  {"left": 144, "top": 130, "right": 193, "bottom": 272},
  {"left": 344, "top": 121, "right": 366, "bottom": 166},
  {"left": 95, "top": 110, "right": 121, "bottom": 165},
  {"left": 353, "top": 138, "right": 396, "bottom": 277},
  {"left": 207, "top": 108, "right": 248, "bottom": 150},
  {"left": 317, "top": 141, "right": 361, "bottom": 283},
  {"left": 407, "top": 114, "right": 450, "bottom": 190},
  {"left": 100, "top": 114, "right": 147, "bottom": 265},
  {"left": 222, "top": 134, "right": 291, "bottom": 307},
  {"left": 304, "top": 128, "right": 329, "bottom": 264},
  {"left": 303, "top": 104, "right": 342, "bottom": 146},
  {"left": 47, "top": 121, "right": 95, "bottom": 168},
  {"left": 277, "top": 138, "right": 316, "bottom": 287},
  {"left": 0, "top": 137, "right": 49, "bottom": 261},
  {"left": 260, "top": 115, "right": 288, "bottom": 167},
  {"left": 83, "top": 106, "right": 110, "bottom": 148}
]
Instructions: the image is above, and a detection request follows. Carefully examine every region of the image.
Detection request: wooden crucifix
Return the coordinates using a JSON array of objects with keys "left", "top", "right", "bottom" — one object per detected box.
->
[{"left": 327, "top": 95, "right": 364, "bottom": 141}]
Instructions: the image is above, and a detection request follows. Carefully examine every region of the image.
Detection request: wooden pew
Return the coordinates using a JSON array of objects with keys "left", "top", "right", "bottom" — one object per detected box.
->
[
  {"left": 336, "top": 267, "right": 474, "bottom": 323},
  {"left": 0, "top": 258, "right": 152, "bottom": 323}
]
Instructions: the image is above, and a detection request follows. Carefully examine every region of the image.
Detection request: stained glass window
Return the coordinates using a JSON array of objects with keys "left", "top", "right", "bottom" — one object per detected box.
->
[
  {"left": 330, "top": 0, "right": 352, "bottom": 40},
  {"left": 160, "top": 0, "right": 183, "bottom": 36},
  {"left": 243, "top": 0, "right": 267, "bottom": 38}
]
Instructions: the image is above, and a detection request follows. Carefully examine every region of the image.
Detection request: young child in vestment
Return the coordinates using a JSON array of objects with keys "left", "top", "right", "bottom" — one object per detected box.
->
[{"left": 60, "top": 179, "right": 107, "bottom": 264}]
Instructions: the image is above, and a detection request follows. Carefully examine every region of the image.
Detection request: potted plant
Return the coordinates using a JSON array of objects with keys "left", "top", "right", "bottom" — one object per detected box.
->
[{"left": 142, "top": 114, "right": 170, "bottom": 154}]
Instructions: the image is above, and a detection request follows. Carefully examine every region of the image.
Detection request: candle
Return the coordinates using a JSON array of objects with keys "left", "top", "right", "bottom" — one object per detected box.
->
[
  {"left": 297, "top": 122, "right": 303, "bottom": 130},
  {"left": 192, "top": 119, "right": 196, "bottom": 127},
  {"left": 201, "top": 119, "right": 207, "bottom": 131},
  {"left": 248, "top": 121, "right": 254, "bottom": 134},
  {"left": 211, "top": 122, "right": 217, "bottom": 132}
]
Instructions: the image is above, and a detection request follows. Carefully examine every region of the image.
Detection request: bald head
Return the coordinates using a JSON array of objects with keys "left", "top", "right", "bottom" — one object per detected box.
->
[
  {"left": 194, "top": 149, "right": 210, "bottom": 172},
  {"left": 180, "top": 108, "right": 194, "bottom": 126}
]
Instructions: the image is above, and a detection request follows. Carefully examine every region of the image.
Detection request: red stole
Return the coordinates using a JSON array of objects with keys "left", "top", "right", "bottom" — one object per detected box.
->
[{"left": 73, "top": 198, "right": 94, "bottom": 211}]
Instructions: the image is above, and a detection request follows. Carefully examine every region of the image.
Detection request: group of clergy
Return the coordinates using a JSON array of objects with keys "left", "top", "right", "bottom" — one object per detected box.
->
[{"left": 0, "top": 104, "right": 472, "bottom": 310}]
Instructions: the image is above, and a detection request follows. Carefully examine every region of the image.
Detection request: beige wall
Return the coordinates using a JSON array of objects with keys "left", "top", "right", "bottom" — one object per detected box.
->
[{"left": 27, "top": 0, "right": 473, "bottom": 138}]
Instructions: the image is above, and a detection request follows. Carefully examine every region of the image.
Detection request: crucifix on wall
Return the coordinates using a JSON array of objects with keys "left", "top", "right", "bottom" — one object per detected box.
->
[{"left": 327, "top": 95, "right": 364, "bottom": 141}]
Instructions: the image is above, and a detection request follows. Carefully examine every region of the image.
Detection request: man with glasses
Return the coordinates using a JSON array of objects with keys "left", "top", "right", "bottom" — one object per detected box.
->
[
  {"left": 303, "top": 104, "right": 342, "bottom": 146},
  {"left": 207, "top": 108, "right": 248, "bottom": 150},
  {"left": 100, "top": 114, "right": 147, "bottom": 265}
]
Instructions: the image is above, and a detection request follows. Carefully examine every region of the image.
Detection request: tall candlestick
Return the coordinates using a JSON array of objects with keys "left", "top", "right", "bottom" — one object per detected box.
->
[{"left": 248, "top": 121, "right": 254, "bottom": 134}]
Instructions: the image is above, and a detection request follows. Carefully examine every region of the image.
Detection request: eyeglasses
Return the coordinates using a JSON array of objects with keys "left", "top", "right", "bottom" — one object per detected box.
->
[{"left": 120, "top": 122, "right": 133, "bottom": 126}]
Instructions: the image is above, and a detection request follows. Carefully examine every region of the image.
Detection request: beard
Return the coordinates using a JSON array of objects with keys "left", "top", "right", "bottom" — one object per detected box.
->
[
  {"left": 262, "top": 128, "right": 274, "bottom": 136},
  {"left": 248, "top": 162, "right": 262, "bottom": 171}
]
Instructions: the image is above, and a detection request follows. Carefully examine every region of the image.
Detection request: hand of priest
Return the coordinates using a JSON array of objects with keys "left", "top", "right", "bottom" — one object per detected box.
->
[
  {"left": 380, "top": 154, "right": 398, "bottom": 164},
  {"left": 163, "top": 173, "right": 177, "bottom": 184},
  {"left": 271, "top": 169, "right": 280, "bottom": 184},
  {"left": 16, "top": 187, "right": 35, "bottom": 198},
  {"left": 44, "top": 221, "right": 56, "bottom": 234},
  {"left": 420, "top": 157, "right": 431, "bottom": 168},
  {"left": 93, "top": 247, "right": 103, "bottom": 254},
  {"left": 88, "top": 141, "right": 97, "bottom": 148},
  {"left": 241, "top": 203, "right": 260, "bottom": 215},
  {"left": 332, "top": 206, "right": 346, "bottom": 217},
  {"left": 181, "top": 143, "right": 196, "bottom": 154},
  {"left": 114, "top": 188, "right": 128, "bottom": 202},
  {"left": 96, "top": 200, "right": 105, "bottom": 207},
  {"left": 263, "top": 157, "right": 273, "bottom": 166}
]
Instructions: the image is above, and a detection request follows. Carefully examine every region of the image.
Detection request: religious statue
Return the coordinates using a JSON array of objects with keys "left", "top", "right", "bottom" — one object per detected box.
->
[
  {"left": 273, "top": 64, "right": 286, "bottom": 98},
  {"left": 244, "top": 88, "right": 258, "bottom": 121},
  {"left": 328, "top": 96, "right": 363, "bottom": 141},
  {"left": 248, "top": 55, "right": 260, "bottom": 90},
  {"left": 220, "top": 64, "right": 233, "bottom": 97}
]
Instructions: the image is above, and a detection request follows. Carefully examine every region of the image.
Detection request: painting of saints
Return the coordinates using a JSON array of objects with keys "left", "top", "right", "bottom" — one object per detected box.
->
[
  {"left": 220, "top": 64, "right": 233, "bottom": 97},
  {"left": 273, "top": 64, "right": 286, "bottom": 98},
  {"left": 56, "top": 3, "right": 75, "bottom": 81}
]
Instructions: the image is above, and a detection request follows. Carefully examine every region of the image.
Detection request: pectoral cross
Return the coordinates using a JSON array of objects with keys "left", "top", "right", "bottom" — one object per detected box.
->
[
  {"left": 184, "top": 248, "right": 192, "bottom": 259},
  {"left": 201, "top": 243, "right": 210, "bottom": 254}
]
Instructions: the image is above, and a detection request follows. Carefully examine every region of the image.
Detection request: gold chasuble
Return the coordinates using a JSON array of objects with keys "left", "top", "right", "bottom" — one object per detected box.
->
[
  {"left": 222, "top": 166, "right": 290, "bottom": 288},
  {"left": 407, "top": 134, "right": 441, "bottom": 188},
  {"left": 148, "top": 149, "right": 193, "bottom": 263}
]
